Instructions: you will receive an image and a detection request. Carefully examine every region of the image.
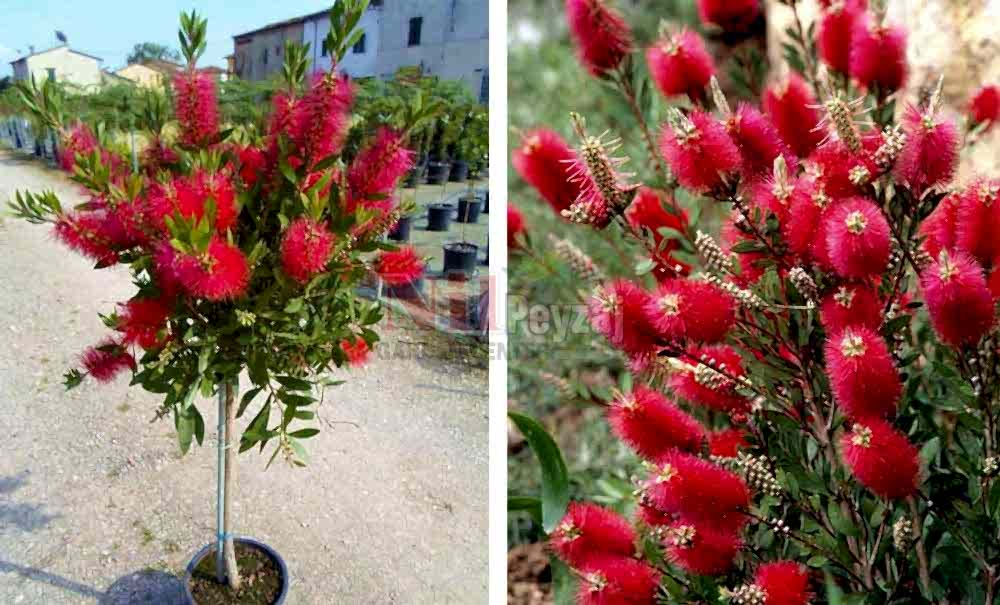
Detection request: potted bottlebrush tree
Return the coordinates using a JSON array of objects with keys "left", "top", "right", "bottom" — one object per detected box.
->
[
  {"left": 9, "top": 3, "right": 429, "bottom": 603},
  {"left": 509, "top": 0, "right": 1000, "bottom": 603}
]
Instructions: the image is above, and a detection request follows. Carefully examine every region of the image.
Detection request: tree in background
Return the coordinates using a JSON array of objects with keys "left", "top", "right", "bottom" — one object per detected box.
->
[{"left": 126, "top": 41, "right": 181, "bottom": 65}]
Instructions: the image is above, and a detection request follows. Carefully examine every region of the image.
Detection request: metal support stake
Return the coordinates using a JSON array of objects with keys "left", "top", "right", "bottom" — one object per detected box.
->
[{"left": 215, "top": 382, "right": 226, "bottom": 583}]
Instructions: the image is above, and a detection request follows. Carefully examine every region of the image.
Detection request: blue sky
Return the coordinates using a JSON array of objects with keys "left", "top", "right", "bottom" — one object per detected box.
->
[{"left": 1, "top": 1, "right": 335, "bottom": 76}]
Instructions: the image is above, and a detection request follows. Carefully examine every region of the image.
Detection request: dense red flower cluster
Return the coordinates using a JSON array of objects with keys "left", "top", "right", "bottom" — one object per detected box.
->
[
  {"left": 660, "top": 109, "right": 741, "bottom": 193},
  {"left": 577, "top": 557, "right": 659, "bottom": 605},
  {"left": 340, "top": 336, "right": 371, "bottom": 367},
  {"left": 280, "top": 217, "right": 335, "bottom": 284},
  {"left": 374, "top": 246, "right": 424, "bottom": 286},
  {"left": 116, "top": 298, "right": 171, "bottom": 349},
  {"left": 840, "top": 420, "right": 919, "bottom": 500},
  {"left": 763, "top": 73, "right": 824, "bottom": 158},
  {"left": 920, "top": 250, "right": 995, "bottom": 346},
  {"left": 817, "top": 0, "right": 866, "bottom": 74},
  {"left": 550, "top": 502, "right": 637, "bottom": 569},
  {"left": 849, "top": 20, "right": 908, "bottom": 92},
  {"left": 824, "top": 326, "right": 900, "bottom": 420},
  {"left": 894, "top": 105, "right": 959, "bottom": 195},
  {"left": 824, "top": 197, "right": 891, "bottom": 278},
  {"left": 58, "top": 122, "right": 99, "bottom": 172},
  {"left": 664, "top": 521, "right": 742, "bottom": 575},
  {"left": 347, "top": 127, "right": 414, "bottom": 200},
  {"left": 755, "top": 561, "right": 812, "bottom": 605},
  {"left": 507, "top": 204, "right": 526, "bottom": 249},
  {"left": 564, "top": 0, "right": 632, "bottom": 76},
  {"left": 290, "top": 72, "right": 354, "bottom": 168},
  {"left": 726, "top": 103, "right": 797, "bottom": 181},
  {"left": 607, "top": 386, "right": 704, "bottom": 459},
  {"left": 644, "top": 279, "right": 735, "bottom": 343},
  {"left": 696, "top": 0, "right": 759, "bottom": 32},
  {"left": 707, "top": 428, "right": 747, "bottom": 458},
  {"left": 169, "top": 237, "right": 251, "bottom": 301},
  {"left": 646, "top": 30, "right": 715, "bottom": 103},
  {"left": 970, "top": 85, "right": 1000, "bottom": 127},
  {"left": 669, "top": 345, "right": 749, "bottom": 414},
  {"left": 587, "top": 280, "right": 659, "bottom": 357},
  {"left": 173, "top": 69, "right": 219, "bottom": 148},
  {"left": 512, "top": 129, "right": 582, "bottom": 215},
  {"left": 81, "top": 339, "right": 136, "bottom": 383},
  {"left": 819, "top": 283, "right": 882, "bottom": 333}
]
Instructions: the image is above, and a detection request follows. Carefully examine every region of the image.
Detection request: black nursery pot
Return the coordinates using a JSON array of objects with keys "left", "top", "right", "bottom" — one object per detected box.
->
[
  {"left": 403, "top": 165, "right": 423, "bottom": 188},
  {"left": 425, "top": 160, "right": 450, "bottom": 185},
  {"left": 456, "top": 196, "right": 482, "bottom": 224},
  {"left": 183, "top": 537, "right": 289, "bottom": 605},
  {"left": 481, "top": 190, "right": 489, "bottom": 214},
  {"left": 389, "top": 215, "right": 413, "bottom": 241},
  {"left": 443, "top": 242, "right": 480, "bottom": 279},
  {"left": 448, "top": 159, "right": 469, "bottom": 182},
  {"left": 426, "top": 203, "right": 453, "bottom": 232}
]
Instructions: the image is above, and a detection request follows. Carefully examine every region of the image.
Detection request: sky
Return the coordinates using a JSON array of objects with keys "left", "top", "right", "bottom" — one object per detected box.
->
[{"left": 0, "top": 0, "right": 336, "bottom": 76}]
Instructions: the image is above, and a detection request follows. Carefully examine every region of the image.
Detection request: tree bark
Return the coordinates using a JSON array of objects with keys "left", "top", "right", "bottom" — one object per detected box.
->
[{"left": 223, "top": 380, "right": 242, "bottom": 590}]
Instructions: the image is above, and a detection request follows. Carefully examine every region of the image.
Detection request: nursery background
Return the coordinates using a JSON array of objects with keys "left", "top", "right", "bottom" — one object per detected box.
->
[{"left": 507, "top": 0, "right": 1000, "bottom": 603}]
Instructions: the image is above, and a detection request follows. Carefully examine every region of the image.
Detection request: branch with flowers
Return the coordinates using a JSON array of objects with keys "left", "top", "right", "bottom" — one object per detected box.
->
[
  {"left": 7, "top": 1, "right": 430, "bottom": 597},
  {"left": 509, "top": 0, "right": 1000, "bottom": 603}
]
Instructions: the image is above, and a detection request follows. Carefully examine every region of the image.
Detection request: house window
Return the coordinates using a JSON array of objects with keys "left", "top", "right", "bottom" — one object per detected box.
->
[
  {"left": 46, "top": 67, "right": 56, "bottom": 81},
  {"left": 262, "top": 48, "right": 268, "bottom": 65},
  {"left": 408, "top": 17, "right": 422, "bottom": 47},
  {"left": 352, "top": 33, "right": 366, "bottom": 54},
  {"left": 321, "top": 42, "right": 328, "bottom": 57}
]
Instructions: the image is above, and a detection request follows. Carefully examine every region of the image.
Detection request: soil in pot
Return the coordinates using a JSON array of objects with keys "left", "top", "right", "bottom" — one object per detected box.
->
[
  {"left": 443, "top": 242, "right": 479, "bottom": 278},
  {"left": 189, "top": 543, "right": 282, "bottom": 605}
]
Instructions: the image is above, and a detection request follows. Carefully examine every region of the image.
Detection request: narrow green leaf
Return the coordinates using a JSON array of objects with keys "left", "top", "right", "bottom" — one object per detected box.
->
[{"left": 508, "top": 412, "right": 570, "bottom": 533}]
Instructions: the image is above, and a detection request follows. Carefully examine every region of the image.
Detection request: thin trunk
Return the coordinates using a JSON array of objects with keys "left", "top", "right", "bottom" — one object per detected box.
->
[
  {"left": 907, "top": 496, "right": 932, "bottom": 595},
  {"left": 223, "top": 381, "right": 242, "bottom": 590}
]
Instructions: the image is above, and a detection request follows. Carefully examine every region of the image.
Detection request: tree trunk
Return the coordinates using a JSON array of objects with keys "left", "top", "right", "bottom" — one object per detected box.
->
[{"left": 223, "top": 381, "right": 242, "bottom": 590}]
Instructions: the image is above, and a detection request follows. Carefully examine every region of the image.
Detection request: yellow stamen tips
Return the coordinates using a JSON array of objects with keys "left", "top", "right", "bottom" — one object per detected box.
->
[
  {"left": 979, "top": 182, "right": 1000, "bottom": 206},
  {"left": 849, "top": 165, "right": 871, "bottom": 186},
  {"left": 656, "top": 463, "right": 678, "bottom": 483},
  {"left": 841, "top": 333, "right": 867, "bottom": 358},
  {"left": 523, "top": 134, "right": 540, "bottom": 153},
  {"left": 616, "top": 392, "right": 639, "bottom": 411},
  {"left": 845, "top": 210, "right": 868, "bottom": 234},
  {"left": 852, "top": 425, "right": 873, "bottom": 447},
  {"left": 557, "top": 520, "right": 581, "bottom": 541},
  {"left": 659, "top": 293, "right": 681, "bottom": 315},
  {"left": 586, "top": 573, "right": 608, "bottom": 593},
  {"left": 937, "top": 250, "right": 959, "bottom": 282},
  {"left": 665, "top": 524, "right": 696, "bottom": 547},
  {"left": 834, "top": 286, "right": 856, "bottom": 308},
  {"left": 812, "top": 189, "right": 831, "bottom": 209}
]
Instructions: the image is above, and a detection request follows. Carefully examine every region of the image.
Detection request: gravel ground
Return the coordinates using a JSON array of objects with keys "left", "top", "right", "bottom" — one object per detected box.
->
[{"left": 0, "top": 151, "right": 489, "bottom": 604}]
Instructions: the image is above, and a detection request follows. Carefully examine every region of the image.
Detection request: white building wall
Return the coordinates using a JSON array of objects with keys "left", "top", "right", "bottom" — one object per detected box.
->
[
  {"left": 303, "top": 8, "right": 382, "bottom": 79},
  {"left": 13, "top": 47, "right": 102, "bottom": 88}
]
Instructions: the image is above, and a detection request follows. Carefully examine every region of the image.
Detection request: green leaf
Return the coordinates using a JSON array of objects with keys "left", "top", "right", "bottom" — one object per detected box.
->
[
  {"left": 289, "top": 428, "right": 320, "bottom": 439},
  {"left": 508, "top": 495, "right": 542, "bottom": 525},
  {"left": 508, "top": 412, "right": 570, "bottom": 533},
  {"left": 238, "top": 387, "right": 263, "bottom": 418}
]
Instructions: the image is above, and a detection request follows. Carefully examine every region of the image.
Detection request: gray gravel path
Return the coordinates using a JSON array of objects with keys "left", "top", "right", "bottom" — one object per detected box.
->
[{"left": 0, "top": 151, "right": 489, "bottom": 604}]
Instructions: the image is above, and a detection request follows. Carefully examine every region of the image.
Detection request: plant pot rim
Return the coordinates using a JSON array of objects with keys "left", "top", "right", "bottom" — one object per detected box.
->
[
  {"left": 183, "top": 536, "right": 289, "bottom": 605},
  {"left": 428, "top": 203, "right": 455, "bottom": 210},
  {"left": 444, "top": 242, "right": 479, "bottom": 253}
]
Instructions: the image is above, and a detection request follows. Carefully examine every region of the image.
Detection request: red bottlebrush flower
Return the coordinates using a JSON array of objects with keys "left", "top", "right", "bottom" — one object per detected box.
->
[
  {"left": 817, "top": 0, "right": 864, "bottom": 74},
  {"left": 280, "top": 217, "right": 335, "bottom": 284},
  {"left": 669, "top": 344, "right": 750, "bottom": 413},
  {"left": 173, "top": 237, "right": 251, "bottom": 301},
  {"left": 708, "top": 428, "right": 748, "bottom": 458},
  {"left": 348, "top": 127, "right": 414, "bottom": 198},
  {"left": 54, "top": 211, "right": 119, "bottom": 265},
  {"left": 825, "top": 197, "right": 891, "bottom": 279},
  {"left": 809, "top": 132, "right": 883, "bottom": 198},
  {"left": 116, "top": 298, "right": 171, "bottom": 350},
  {"left": 291, "top": 72, "right": 354, "bottom": 168},
  {"left": 894, "top": 105, "right": 959, "bottom": 195},
  {"left": 840, "top": 420, "right": 919, "bottom": 500},
  {"left": 512, "top": 128, "right": 583, "bottom": 215},
  {"left": 375, "top": 246, "right": 424, "bottom": 286},
  {"left": 696, "top": 0, "right": 759, "bottom": 32},
  {"left": 238, "top": 145, "right": 266, "bottom": 187},
  {"left": 608, "top": 386, "right": 705, "bottom": 460},
  {"left": 564, "top": 0, "right": 632, "bottom": 76},
  {"left": 824, "top": 326, "right": 901, "bottom": 420},
  {"left": 755, "top": 561, "right": 812, "bottom": 605},
  {"left": 626, "top": 187, "right": 688, "bottom": 244},
  {"left": 58, "top": 122, "right": 98, "bottom": 172},
  {"left": 81, "top": 339, "right": 136, "bottom": 383},
  {"left": 763, "top": 73, "right": 824, "bottom": 158},
  {"left": 587, "top": 280, "right": 659, "bottom": 356},
  {"left": 173, "top": 69, "right": 219, "bottom": 148},
  {"left": 140, "top": 137, "right": 180, "bottom": 174},
  {"left": 782, "top": 179, "right": 832, "bottom": 265},
  {"left": 153, "top": 171, "right": 239, "bottom": 233},
  {"left": 819, "top": 283, "right": 882, "bottom": 333},
  {"left": 971, "top": 85, "right": 1000, "bottom": 128},
  {"left": 660, "top": 109, "right": 741, "bottom": 193},
  {"left": 920, "top": 250, "right": 995, "bottom": 347},
  {"left": 341, "top": 336, "right": 371, "bottom": 367},
  {"left": 726, "top": 103, "right": 797, "bottom": 180},
  {"left": 507, "top": 204, "right": 527, "bottom": 249},
  {"left": 645, "top": 451, "right": 750, "bottom": 527},
  {"left": 955, "top": 179, "right": 1000, "bottom": 271},
  {"left": 646, "top": 30, "right": 715, "bottom": 102},
  {"left": 919, "top": 192, "right": 960, "bottom": 259},
  {"left": 550, "top": 502, "right": 636, "bottom": 569},
  {"left": 751, "top": 172, "right": 812, "bottom": 225},
  {"left": 850, "top": 21, "right": 908, "bottom": 92},
  {"left": 577, "top": 557, "right": 659, "bottom": 605},
  {"left": 663, "top": 521, "right": 741, "bottom": 576},
  {"left": 644, "top": 279, "right": 735, "bottom": 343}
]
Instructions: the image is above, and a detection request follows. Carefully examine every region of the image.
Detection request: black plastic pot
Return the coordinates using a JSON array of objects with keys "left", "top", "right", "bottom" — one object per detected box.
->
[
  {"left": 386, "top": 276, "right": 425, "bottom": 300},
  {"left": 426, "top": 204, "right": 453, "bottom": 232},
  {"left": 425, "top": 160, "right": 450, "bottom": 185},
  {"left": 448, "top": 160, "right": 469, "bottom": 182},
  {"left": 389, "top": 215, "right": 413, "bottom": 242},
  {"left": 443, "top": 242, "right": 479, "bottom": 279},
  {"left": 183, "top": 537, "right": 289, "bottom": 605},
  {"left": 456, "top": 197, "right": 482, "bottom": 224},
  {"left": 481, "top": 191, "right": 489, "bottom": 214}
]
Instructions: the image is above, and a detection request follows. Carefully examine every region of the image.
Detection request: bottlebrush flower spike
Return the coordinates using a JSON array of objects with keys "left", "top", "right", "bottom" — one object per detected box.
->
[
  {"left": 625, "top": 187, "right": 688, "bottom": 244},
  {"left": 646, "top": 30, "right": 715, "bottom": 102},
  {"left": 825, "top": 197, "right": 891, "bottom": 279},
  {"left": 660, "top": 109, "right": 741, "bottom": 193},
  {"left": 894, "top": 105, "right": 959, "bottom": 195},
  {"left": 820, "top": 283, "right": 882, "bottom": 333},
  {"left": 919, "top": 192, "right": 960, "bottom": 259},
  {"left": 970, "top": 85, "right": 1000, "bottom": 128},
  {"left": 955, "top": 179, "right": 1000, "bottom": 270},
  {"left": 577, "top": 557, "right": 659, "bottom": 605},
  {"left": 116, "top": 298, "right": 171, "bottom": 350},
  {"left": 341, "top": 336, "right": 370, "bottom": 367},
  {"left": 840, "top": 420, "right": 919, "bottom": 500},
  {"left": 238, "top": 145, "right": 266, "bottom": 187},
  {"left": 920, "top": 250, "right": 995, "bottom": 347},
  {"left": 726, "top": 103, "right": 797, "bottom": 180},
  {"left": 783, "top": 179, "right": 833, "bottom": 265},
  {"left": 179, "top": 170, "right": 239, "bottom": 232},
  {"left": 54, "top": 211, "right": 120, "bottom": 265},
  {"left": 550, "top": 502, "right": 637, "bottom": 569},
  {"left": 587, "top": 280, "right": 659, "bottom": 356},
  {"left": 374, "top": 246, "right": 424, "bottom": 286},
  {"left": 669, "top": 344, "right": 750, "bottom": 413},
  {"left": 81, "top": 339, "right": 136, "bottom": 383},
  {"left": 348, "top": 127, "right": 414, "bottom": 198},
  {"left": 850, "top": 20, "right": 908, "bottom": 92},
  {"left": 280, "top": 217, "right": 335, "bottom": 284},
  {"left": 644, "top": 450, "right": 750, "bottom": 528},
  {"left": 644, "top": 278, "right": 735, "bottom": 343},
  {"left": 58, "top": 122, "right": 98, "bottom": 172},
  {"left": 817, "top": 0, "right": 865, "bottom": 74},
  {"left": 751, "top": 159, "right": 810, "bottom": 224},
  {"left": 292, "top": 71, "right": 354, "bottom": 168},
  {"left": 564, "top": 0, "right": 633, "bottom": 76},
  {"left": 172, "top": 238, "right": 250, "bottom": 301},
  {"left": 663, "top": 521, "right": 741, "bottom": 576},
  {"left": 763, "top": 73, "right": 824, "bottom": 158},
  {"left": 507, "top": 204, "right": 527, "bottom": 249},
  {"left": 608, "top": 386, "right": 705, "bottom": 459},
  {"left": 709, "top": 428, "right": 748, "bottom": 458},
  {"left": 754, "top": 561, "right": 812, "bottom": 605},
  {"left": 512, "top": 128, "right": 583, "bottom": 214},
  {"left": 173, "top": 68, "right": 220, "bottom": 148},
  {"left": 696, "top": 0, "right": 759, "bottom": 32},
  {"left": 824, "top": 326, "right": 901, "bottom": 420},
  {"left": 808, "top": 132, "right": 883, "bottom": 198}
]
